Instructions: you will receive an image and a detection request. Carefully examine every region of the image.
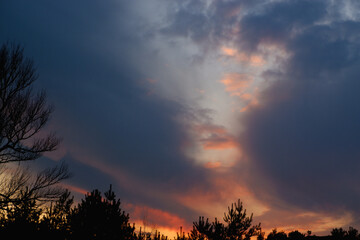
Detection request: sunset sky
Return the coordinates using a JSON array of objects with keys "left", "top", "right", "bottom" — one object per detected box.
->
[{"left": 2, "top": 0, "right": 360, "bottom": 237}]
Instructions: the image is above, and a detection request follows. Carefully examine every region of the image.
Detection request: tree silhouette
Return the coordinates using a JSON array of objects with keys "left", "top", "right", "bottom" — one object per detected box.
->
[
  {"left": 331, "top": 227, "right": 360, "bottom": 240},
  {"left": 266, "top": 229, "right": 288, "bottom": 240},
  {"left": 191, "top": 216, "right": 213, "bottom": 240},
  {"left": 332, "top": 228, "right": 347, "bottom": 240},
  {"left": 69, "top": 185, "right": 135, "bottom": 240},
  {"left": 0, "top": 197, "right": 42, "bottom": 238},
  {"left": 41, "top": 189, "right": 74, "bottom": 239},
  {"left": 191, "top": 199, "right": 261, "bottom": 240},
  {"left": 288, "top": 230, "right": 305, "bottom": 240},
  {"left": 346, "top": 227, "right": 360, "bottom": 240},
  {"left": 224, "top": 199, "right": 260, "bottom": 240},
  {"left": 0, "top": 43, "right": 59, "bottom": 164},
  {"left": 0, "top": 43, "right": 69, "bottom": 218}
]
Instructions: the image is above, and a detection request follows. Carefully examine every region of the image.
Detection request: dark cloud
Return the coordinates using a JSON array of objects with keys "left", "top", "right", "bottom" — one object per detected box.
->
[
  {"left": 0, "top": 0, "right": 212, "bottom": 222},
  {"left": 237, "top": 0, "right": 360, "bottom": 224},
  {"left": 162, "top": 0, "right": 247, "bottom": 49},
  {"left": 238, "top": 0, "right": 327, "bottom": 51},
  {"left": 163, "top": 0, "right": 327, "bottom": 51}
]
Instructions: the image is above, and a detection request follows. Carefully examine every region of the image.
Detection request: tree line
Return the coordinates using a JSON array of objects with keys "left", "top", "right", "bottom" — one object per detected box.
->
[{"left": 0, "top": 43, "right": 358, "bottom": 240}]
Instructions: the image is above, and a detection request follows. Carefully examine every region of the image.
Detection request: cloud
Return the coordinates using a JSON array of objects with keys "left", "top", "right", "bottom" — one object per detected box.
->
[
  {"left": 235, "top": 0, "right": 360, "bottom": 229},
  {"left": 221, "top": 46, "right": 266, "bottom": 66},
  {"left": 220, "top": 73, "right": 253, "bottom": 96},
  {"left": 163, "top": 0, "right": 360, "bottom": 232},
  {"left": 193, "top": 123, "right": 238, "bottom": 150},
  {"left": 126, "top": 203, "right": 190, "bottom": 232}
]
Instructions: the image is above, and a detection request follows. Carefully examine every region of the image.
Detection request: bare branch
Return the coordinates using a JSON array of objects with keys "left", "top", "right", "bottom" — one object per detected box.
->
[{"left": 0, "top": 43, "right": 59, "bottom": 164}]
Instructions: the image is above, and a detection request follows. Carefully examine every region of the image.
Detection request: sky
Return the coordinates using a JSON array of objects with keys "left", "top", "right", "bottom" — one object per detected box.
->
[{"left": 1, "top": 0, "right": 360, "bottom": 237}]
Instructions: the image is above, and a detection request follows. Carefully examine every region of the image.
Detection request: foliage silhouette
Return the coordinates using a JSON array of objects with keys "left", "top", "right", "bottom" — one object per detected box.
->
[
  {"left": 267, "top": 229, "right": 288, "bottom": 240},
  {"left": 0, "top": 197, "right": 43, "bottom": 239},
  {"left": 69, "top": 185, "right": 135, "bottom": 240},
  {"left": 288, "top": 230, "right": 305, "bottom": 240},
  {"left": 191, "top": 199, "right": 261, "bottom": 240},
  {"left": 41, "top": 189, "right": 74, "bottom": 239},
  {"left": 331, "top": 227, "right": 360, "bottom": 240}
]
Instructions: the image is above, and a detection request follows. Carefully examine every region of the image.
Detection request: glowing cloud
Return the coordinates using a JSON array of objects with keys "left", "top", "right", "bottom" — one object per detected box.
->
[
  {"left": 220, "top": 73, "right": 253, "bottom": 99},
  {"left": 200, "top": 134, "right": 238, "bottom": 150},
  {"left": 61, "top": 183, "right": 89, "bottom": 196},
  {"left": 125, "top": 203, "right": 190, "bottom": 238},
  {"left": 222, "top": 47, "right": 237, "bottom": 56},
  {"left": 192, "top": 123, "right": 238, "bottom": 150},
  {"left": 204, "top": 161, "right": 222, "bottom": 169},
  {"left": 221, "top": 46, "right": 266, "bottom": 66}
]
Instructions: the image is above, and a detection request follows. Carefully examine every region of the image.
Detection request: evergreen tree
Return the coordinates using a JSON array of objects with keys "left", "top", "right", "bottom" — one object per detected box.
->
[
  {"left": 191, "top": 199, "right": 261, "bottom": 240},
  {"left": 69, "top": 185, "right": 135, "bottom": 240}
]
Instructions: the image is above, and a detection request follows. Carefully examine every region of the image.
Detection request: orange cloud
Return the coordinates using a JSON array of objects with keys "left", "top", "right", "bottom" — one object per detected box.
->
[
  {"left": 61, "top": 183, "right": 89, "bottom": 196},
  {"left": 201, "top": 134, "right": 238, "bottom": 150},
  {"left": 174, "top": 175, "right": 269, "bottom": 221},
  {"left": 221, "top": 46, "right": 266, "bottom": 66},
  {"left": 220, "top": 73, "right": 253, "bottom": 96},
  {"left": 222, "top": 46, "right": 237, "bottom": 56},
  {"left": 204, "top": 161, "right": 222, "bottom": 169},
  {"left": 193, "top": 124, "right": 227, "bottom": 135},
  {"left": 249, "top": 55, "right": 266, "bottom": 66},
  {"left": 192, "top": 124, "right": 238, "bottom": 150},
  {"left": 125, "top": 203, "right": 190, "bottom": 238},
  {"left": 239, "top": 88, "right": 260, "bottom": 112},
  {"left": 258, "top": 208, "right": 353, "bottom": 236}
]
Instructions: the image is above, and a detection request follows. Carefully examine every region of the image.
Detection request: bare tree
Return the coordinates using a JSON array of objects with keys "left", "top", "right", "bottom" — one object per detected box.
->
[
  {"left": 0, "top": 43, "right": 60, "bottom": 163},
  {"left": 0, "top": 43, "right": 69, "bottom": 210}
]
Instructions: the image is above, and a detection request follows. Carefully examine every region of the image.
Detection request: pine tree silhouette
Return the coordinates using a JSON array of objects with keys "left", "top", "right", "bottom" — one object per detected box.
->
[{"left": 69, "top": 185, "right": 135, "bottom": 240}]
